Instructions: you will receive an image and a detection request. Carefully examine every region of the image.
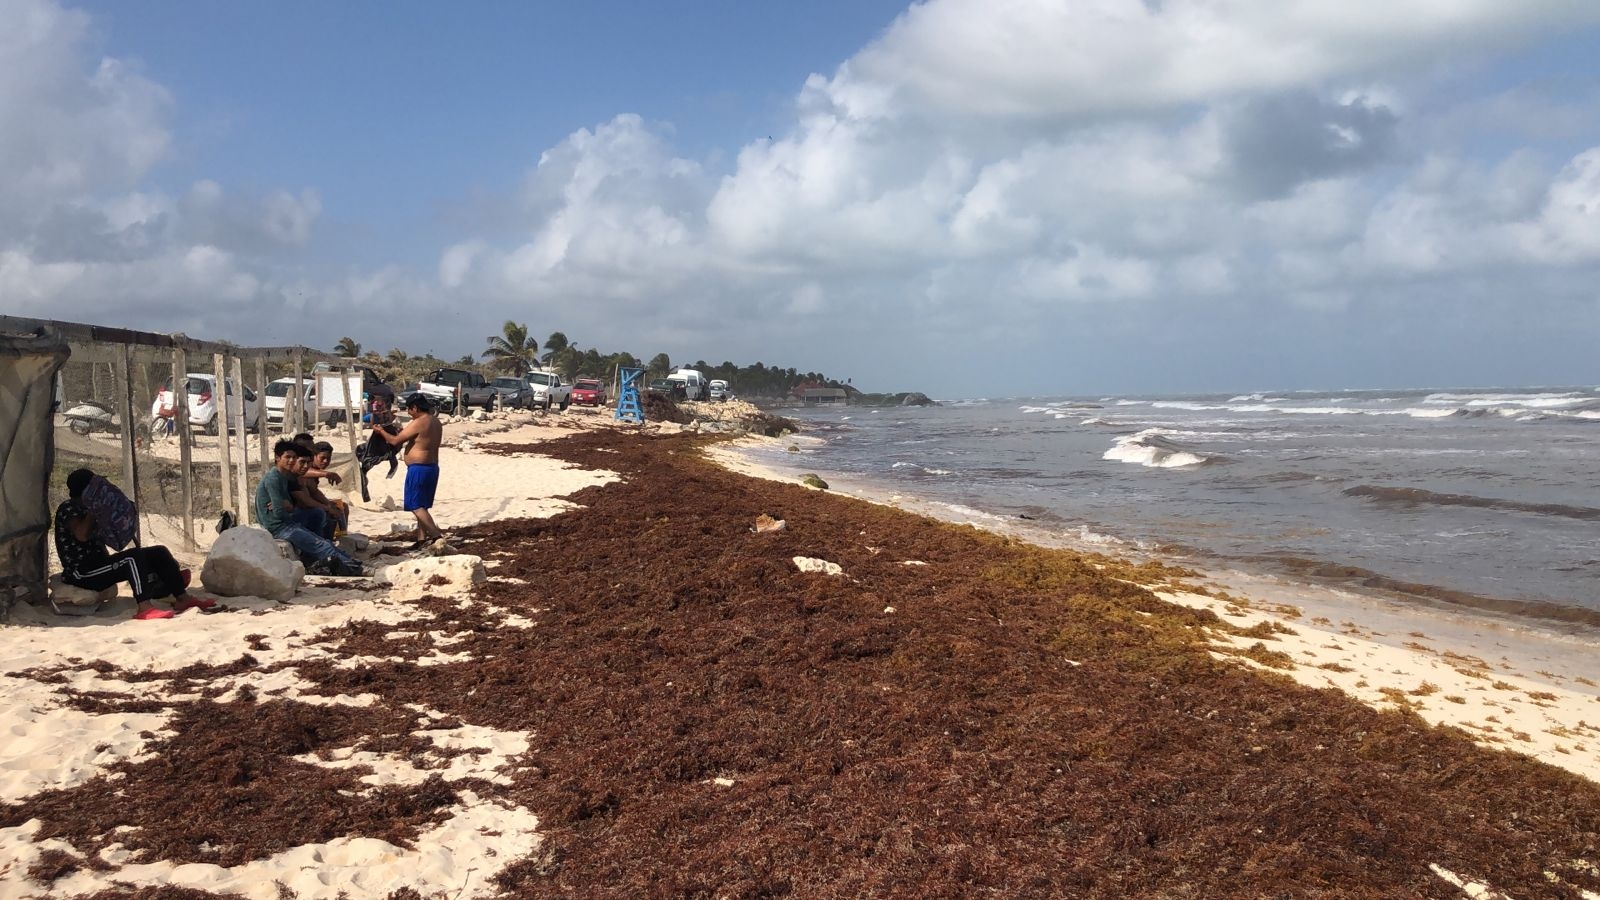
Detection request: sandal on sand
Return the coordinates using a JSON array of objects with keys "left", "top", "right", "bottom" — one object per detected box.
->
[
  {"left": 133, "top": 608, "right": 175, "bottom": 621},
  {"left": 174, "top": 596, "right": 216, "bottom": 611}
]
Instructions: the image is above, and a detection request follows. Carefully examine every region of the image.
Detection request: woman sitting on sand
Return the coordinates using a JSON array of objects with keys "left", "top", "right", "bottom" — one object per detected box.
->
[{"left": 53, "top": 469, "right": 215, "bottom": 620}]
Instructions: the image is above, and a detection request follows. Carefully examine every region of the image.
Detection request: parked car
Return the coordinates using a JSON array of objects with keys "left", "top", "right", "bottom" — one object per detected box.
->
[
  {"left": 151, "top": 374, "right": 261, "bottom": 435},
  {"left": 570, "top": 377, "right": 607, "bottom": 407},
  {"left": 490, "top": 376, "right": 529, "bottom": 409},
  {"left": 708, "top": 379, "right": 730, "bottom": 401},
  {"left": 524, "top": 370, "right": 572, "bottom": 411},
  {"left": 647, "top": 378, "right": 686, "bottom": 401},
  {"left": 264, "top": 377, "right": 317, "bottom": 426},
  {"left": 416, "top": 368, "right": 496, "bottom": 411}
]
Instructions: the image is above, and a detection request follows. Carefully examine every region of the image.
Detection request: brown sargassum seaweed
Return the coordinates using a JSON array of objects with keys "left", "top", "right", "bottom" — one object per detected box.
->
[{"left": 5, "top": 429, "right": 1599, "bottom": 899}]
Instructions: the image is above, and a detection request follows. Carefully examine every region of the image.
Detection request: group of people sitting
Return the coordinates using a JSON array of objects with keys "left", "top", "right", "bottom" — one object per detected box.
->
[
  {"left": 255, "top": 434, "right": 366, "bottom": 577},
  {"left": 54, "top": 388, "right": 447, "bottom": 621}
]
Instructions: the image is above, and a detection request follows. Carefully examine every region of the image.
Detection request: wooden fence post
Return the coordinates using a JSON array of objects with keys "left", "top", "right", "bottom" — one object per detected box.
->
[
  {"left": 112, "top": 344, "right": 141, "bottom": 547},
  {"left": 233, "top": 356, "right": 252, "bottom": 523},
  {"left": 212, "top": 352, "right": 234, "bottom": 521},
  {"left": 172, "top": 348, "right": 195, "bottom": 550}
]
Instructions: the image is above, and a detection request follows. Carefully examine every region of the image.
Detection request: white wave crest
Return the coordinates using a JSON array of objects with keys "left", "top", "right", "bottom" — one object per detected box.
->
[
  {"left": 891, "top": 462, "right": 953, "bottom": 476},
  {"left": 1073, "top": 525, "right": 1128, "bottom": 546},
  {"left": 939, "top": 503, "right": 1008, "bottom": 523},
  {"left": 1103, "top": 429, "right": 1211, "bottom": 468}
]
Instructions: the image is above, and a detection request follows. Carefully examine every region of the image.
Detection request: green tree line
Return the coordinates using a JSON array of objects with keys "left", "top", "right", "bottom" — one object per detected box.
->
[{"left": 331, "top": 322, "right": 852, "bottom": 399}]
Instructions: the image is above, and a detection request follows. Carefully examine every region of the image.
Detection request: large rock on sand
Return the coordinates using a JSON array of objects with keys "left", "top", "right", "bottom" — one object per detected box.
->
[
  {"left": 378, "top": 555, "right": 486, "bottom": 594},
  {"left": 202, "top": 526, "right": 304, "bottom": 602}
]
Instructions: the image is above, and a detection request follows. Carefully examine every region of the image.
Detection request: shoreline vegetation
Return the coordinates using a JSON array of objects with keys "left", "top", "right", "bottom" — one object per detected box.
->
[{"left": 4, "top": 411, "right": 1599, "bottom": 897}]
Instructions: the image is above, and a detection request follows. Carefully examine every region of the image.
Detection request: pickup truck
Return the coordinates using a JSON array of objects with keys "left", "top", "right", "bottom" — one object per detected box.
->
[
  {"left": 523, "top": 370, "right": 572, "bottom": 411},
  {"left": 413, "top": 368, "right": 496, "bottom": 412}
]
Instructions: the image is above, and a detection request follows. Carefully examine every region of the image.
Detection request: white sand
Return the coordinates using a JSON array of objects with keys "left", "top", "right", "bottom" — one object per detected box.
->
[
  {"left": 707, "top": 436, "right": 1600, "bottom": 786},
  {"left": 3, "top": 417, "right": 617, "bottom": 899}
]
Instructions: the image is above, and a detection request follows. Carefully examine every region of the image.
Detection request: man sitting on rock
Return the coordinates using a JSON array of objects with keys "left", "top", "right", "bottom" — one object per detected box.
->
[
  {"left": 256, "top": 440, "right": 364, "bottom": 577},
  {"left": 54, "top": 468, "right": 215, "bottom": 620}
]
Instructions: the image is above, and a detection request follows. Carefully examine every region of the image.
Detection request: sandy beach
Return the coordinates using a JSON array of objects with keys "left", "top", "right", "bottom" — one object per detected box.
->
[{"left": 3, "top": 413, "right": 1598, "bottom": 897}]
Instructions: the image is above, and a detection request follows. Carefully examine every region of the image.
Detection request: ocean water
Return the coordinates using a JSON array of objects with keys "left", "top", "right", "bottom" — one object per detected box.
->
[{"left": 740, "top": 387, "right": 1600, "bottom": 628}]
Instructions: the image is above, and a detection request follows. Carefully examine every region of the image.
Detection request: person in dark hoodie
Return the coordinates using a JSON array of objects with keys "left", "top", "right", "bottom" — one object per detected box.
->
[{"left": 54, "top": 469, "right": 215, "bottom": 620}]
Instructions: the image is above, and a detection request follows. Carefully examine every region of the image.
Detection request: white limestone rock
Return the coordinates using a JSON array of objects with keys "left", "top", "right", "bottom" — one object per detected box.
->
[
  {"left": 47, "top": 574, "right": 117, "bottom": 611},
  {"left": 378, "top": 555, "right": 486, "bottom": 594},
  {"left": 792, "top": 557, "right": 843, "bottom": 577},
  {"left": 202, "top": 526, "right": 304, "bottom": 602}
]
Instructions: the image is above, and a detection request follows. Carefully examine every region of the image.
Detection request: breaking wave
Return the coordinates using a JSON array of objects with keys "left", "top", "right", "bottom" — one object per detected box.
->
[
  {"left": 1344, "top": 485, "right": 1600, "bottom": 521},
  {"left": 891, "top": 462, "right": 954, "bottom": 476},
  {"left": 1103, "top": 430, "right": 1212, "bottom": 468}
]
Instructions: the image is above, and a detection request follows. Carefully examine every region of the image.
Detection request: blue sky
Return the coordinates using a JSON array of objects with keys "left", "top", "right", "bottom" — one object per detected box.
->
[{"left": 6, "top": 0, "right": 1600, "bottom": 397}]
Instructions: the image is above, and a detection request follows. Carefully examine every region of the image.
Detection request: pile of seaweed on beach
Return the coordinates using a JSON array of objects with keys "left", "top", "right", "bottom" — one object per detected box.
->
[{"left": 6, "top": 429, "right": 1599, "bottom": 898}]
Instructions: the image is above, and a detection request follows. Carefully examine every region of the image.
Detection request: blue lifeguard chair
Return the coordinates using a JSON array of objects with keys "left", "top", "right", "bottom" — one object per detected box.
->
[{"left": 614, "top": 366, "right": 645, "bottom": 423}]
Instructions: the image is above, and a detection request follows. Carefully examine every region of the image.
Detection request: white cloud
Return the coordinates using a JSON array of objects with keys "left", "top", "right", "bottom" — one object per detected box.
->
[
  {"left": 7, "top": 0, "right": 1600, "bottom": 394},
  {"left": 0, "top": 0, "right": 172, "bottom": 208},
  {"left": 819, "top": 0, "right": 1600, "bottom": 123}
]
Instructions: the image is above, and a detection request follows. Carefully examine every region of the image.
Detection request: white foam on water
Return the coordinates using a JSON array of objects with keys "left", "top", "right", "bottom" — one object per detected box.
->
[
  {"left": 1103, "top": 429, "right": 1211, "bottom": 468},
  {"left": 891, "top": 462, "right": 954, "bottom": 476},
  {"left": 938, "top": 502, "right": 1010, "bottom": 524}
]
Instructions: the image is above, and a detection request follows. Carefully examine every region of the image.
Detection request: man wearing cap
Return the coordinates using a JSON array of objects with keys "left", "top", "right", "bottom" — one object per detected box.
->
[{"left": 371, "top": 393, "right": 445, "bottom": 547}]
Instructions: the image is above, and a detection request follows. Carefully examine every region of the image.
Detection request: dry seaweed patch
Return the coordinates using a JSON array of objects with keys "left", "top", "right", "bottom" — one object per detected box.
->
[
  {"left": 1, "top": 698, "right": 472, "bottom": 869},
  {"left": 293, "top": 431, "right": 1600, "bottom": 897}
]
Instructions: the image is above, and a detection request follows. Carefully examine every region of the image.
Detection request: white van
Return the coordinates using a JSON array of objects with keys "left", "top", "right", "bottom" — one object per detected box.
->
[{"left": 667, "top": 368, "right": 707, "bottom": 401}]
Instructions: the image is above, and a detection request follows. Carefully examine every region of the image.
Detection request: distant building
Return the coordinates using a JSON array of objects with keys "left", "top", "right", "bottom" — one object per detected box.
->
[{"left": 801, "top": 387, "right": 848, "bottom": 406}]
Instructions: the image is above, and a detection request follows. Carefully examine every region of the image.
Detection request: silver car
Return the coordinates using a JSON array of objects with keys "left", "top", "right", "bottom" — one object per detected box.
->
[{"left": 491, "top": 376, "right": 528, "bottom": 409}]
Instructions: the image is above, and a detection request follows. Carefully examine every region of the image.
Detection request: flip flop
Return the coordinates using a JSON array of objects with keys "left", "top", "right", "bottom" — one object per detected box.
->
[{"left": 133, "top": 608, "right": 175, "bottom": 621}]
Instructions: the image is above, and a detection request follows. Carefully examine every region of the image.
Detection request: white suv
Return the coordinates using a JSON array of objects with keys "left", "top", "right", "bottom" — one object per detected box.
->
[{"left": 152, "top": 374, "right": 261, "bottom": 435}]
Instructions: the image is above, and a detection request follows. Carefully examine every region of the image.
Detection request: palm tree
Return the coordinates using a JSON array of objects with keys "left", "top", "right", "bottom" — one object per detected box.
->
[
  {"left": 648, "top": 353, "right": 672, "bottom": 378},
  {"left": 386, "top": 348, "right": 408, "bottom": 365},
  {"left": 543, "top": 331, "right": 570, "bottom": 365},
  {"left": 482, "top": 321, "right": 540, "bottom": 375},
  {"left": 333, "top": 336, "right": 361, "bottom": 357}
]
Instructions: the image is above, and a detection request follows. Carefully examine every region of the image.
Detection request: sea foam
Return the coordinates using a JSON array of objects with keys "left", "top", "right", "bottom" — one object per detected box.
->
[{"left": 1104, "top": 429, "right": 1210, "bottom": 468}]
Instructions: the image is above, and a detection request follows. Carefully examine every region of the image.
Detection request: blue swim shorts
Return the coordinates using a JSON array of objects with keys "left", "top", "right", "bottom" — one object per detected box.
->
[{"left": 403, "top": 463, "right": 440, "bottom": 511}]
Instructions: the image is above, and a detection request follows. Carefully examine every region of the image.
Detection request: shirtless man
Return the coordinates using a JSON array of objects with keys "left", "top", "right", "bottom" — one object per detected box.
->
[{"left": 371, "top": 394, "right": 444, "bottom": 546}]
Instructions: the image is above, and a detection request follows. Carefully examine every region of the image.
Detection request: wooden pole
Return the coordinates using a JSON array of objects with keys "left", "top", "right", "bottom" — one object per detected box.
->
[
  {"left": 212, "top": 352, "right": 234, "bottom": 520},
  {"left": 292, "top": 355, "right": 305, "bottom": 435},
  {"left": 232, "top": 356, "right": 251, "bottom": 523},
  {"left": 342, "top": 366, "right": 360, "bottom": 457},
  {"left": 112, "top": 344, "right": 141, "bottom": 546},
  {"left": 255, "top": 357, "right": 270, "bottom": 474},
  {"left": 172, "top": 349, "right": 195, "bottom": 550}
]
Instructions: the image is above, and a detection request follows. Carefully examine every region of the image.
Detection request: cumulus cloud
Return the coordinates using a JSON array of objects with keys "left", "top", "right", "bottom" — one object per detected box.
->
[
  {"left": 0, "top": 0, "right": 172, "bottom": 208},
  {"left": 8, "top": 0, "right": 1600, "bottom": 393},
  {"left": 817, "top": 0, "right": 1600, "bottom": 123},
  {"left": 0, "top": 0, "right": 328, "bottom": 341}
]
